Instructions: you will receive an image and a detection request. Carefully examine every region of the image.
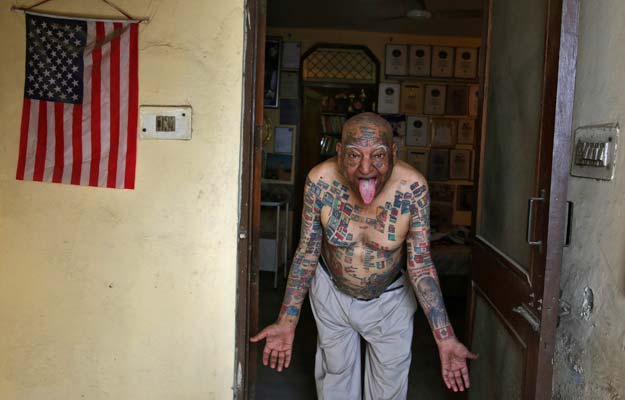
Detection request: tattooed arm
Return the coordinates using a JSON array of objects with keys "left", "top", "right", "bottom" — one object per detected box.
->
[
  {"left": 250, "top": 174, "right": 324, "bottom": 372},
  {"left": 406, "top": 178, "right": 477, "bottom": 392}
]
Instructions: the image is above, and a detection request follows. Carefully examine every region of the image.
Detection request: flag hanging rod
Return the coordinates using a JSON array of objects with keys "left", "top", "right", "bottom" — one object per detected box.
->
[{"left": 10, "top": 6, "right": 149, "bottom": 24}]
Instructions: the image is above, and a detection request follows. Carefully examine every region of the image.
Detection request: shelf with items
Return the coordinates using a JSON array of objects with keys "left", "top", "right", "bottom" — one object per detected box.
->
[
  {"left": 385, "top": 75, "right": 479, "bottom": 85},
  {"left": 314, "top": 86, "right": 379, "bottom": 160}
]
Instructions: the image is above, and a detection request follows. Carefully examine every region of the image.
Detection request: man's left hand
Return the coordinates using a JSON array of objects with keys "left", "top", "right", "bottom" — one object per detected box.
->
[{"left": 437, "top": 339, "right": 478, "bottom": 392}]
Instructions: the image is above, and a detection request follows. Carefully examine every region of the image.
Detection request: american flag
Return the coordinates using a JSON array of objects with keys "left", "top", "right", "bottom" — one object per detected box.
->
[{"left": 17, "top": 13, "right": 139, "bottom": 189}]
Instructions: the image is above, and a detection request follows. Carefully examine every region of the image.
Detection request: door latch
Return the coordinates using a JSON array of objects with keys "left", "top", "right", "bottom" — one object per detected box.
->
[
  {"left": 526, "top": 189, "right": 546, "bottom": 247},
  {"left": 512, "top": 303, "right": 540, "bottom": 332}
]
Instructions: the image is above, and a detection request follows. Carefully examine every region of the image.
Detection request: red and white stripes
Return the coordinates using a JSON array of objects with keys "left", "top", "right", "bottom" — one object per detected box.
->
[{"left": 17, "top": 20, "right": 138, "bottom": 189}]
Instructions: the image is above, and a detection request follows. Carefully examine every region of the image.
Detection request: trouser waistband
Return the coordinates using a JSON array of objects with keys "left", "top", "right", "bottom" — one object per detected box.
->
[{"left": 318, "top": 256, "right": 404, "bottom": 301}]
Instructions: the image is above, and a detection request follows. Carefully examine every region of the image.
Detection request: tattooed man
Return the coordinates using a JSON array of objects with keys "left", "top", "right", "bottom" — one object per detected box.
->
[{"left": 251, "top": 112, "right": 477, "bottom": 399}]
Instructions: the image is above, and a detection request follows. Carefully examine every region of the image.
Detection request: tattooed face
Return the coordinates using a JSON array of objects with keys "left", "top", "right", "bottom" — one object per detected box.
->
[{"left": 337, "top": 113, "right": 396, "bottom": 205}]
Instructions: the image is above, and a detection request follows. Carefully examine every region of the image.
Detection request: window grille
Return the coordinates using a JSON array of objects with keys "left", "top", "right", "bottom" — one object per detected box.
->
[{"left": 302, "top": 46, "right": 378, "bottom": 84}]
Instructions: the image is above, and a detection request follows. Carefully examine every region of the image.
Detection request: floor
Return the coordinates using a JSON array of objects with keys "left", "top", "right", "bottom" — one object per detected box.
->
[{"left": 253, "top": 272, "right": 469, "bottom": 400}]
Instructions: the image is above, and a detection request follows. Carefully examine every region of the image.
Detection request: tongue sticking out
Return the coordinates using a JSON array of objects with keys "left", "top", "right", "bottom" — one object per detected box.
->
[{"left": 358, "top": 178, "right": 377, "bottom": 204}]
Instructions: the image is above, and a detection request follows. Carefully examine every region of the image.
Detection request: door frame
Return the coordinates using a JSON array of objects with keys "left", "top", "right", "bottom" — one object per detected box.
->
[
  {"left": 234, "top": 0, "right": 264, "bottom": 398},
  {"left": 467, "top": 0, "right": 580, "bottom": 398}
]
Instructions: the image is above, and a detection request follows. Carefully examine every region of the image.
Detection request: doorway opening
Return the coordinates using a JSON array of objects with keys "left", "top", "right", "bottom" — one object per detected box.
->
[
  {"left": 251, "top": 1, "right": 484, "bottom": 398},
  {"left": 239, "top": 0, "right": 581, "bottom": 399}
]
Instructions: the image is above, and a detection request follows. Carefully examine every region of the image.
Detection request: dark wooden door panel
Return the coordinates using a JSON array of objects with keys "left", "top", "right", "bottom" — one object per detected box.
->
[{"left": 469, "top": 0, "right": 579, "bottom": 399}]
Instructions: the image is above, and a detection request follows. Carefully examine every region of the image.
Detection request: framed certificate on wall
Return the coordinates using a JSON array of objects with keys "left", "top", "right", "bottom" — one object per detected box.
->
[
  {"left": 401, "top": 147, "right": 429, "bottom": 176},
  {"left": 431, "top": 46, "right": 455, "bottom": 77},
  {"left": 378, "top": 83, "right": 401, "bottom": 114},
  {"left": 428, "top": 149, "right": 450, "bottom": 181},
  {"left": 457, "top": 119, "right": 476, "bottom": 144},
  {"left": 431, "top": 118, "right": 457, "bottom": 147},
  {"left": 449, "top": 149, "right": 472, "bottom": 180},
  {"left": 405, "top": 116, "right": 429, "bottom": 146},
  {"left": 385, "top": 44, "right": 408, "bottom": 75},
  {"left": 424, "top": 84, "right": 447, "bottom": 115},
  {"left": 408, "top": 45, "right": 431, "bottom": 76}
]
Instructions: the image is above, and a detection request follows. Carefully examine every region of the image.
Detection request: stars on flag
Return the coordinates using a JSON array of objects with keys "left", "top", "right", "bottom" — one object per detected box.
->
[{"left": 24, "top": 15, "right": 86, "bottom": 104}]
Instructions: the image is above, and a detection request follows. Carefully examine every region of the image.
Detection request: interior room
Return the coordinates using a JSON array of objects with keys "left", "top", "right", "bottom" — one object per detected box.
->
[{"left": 256, "top": 1, "right": 482, "bottom": 398}]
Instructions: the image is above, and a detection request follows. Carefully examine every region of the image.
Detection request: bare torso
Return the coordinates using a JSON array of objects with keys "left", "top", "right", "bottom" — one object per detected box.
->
[{"left": 316, "top": 158, "right": 419, "bottom": 299}]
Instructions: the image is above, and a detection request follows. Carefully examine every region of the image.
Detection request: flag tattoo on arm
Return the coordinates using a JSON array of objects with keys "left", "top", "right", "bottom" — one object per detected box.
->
[
  {"left": 278, "top": 176, "right": 324, "bottom": 324},
  {"left": 406, "top": 181, "right": 455, "bottom": 342}
]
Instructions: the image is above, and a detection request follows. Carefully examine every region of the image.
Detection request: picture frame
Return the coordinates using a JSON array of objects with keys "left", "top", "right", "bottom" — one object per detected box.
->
[
  {"left": 429, "top": 182, "right": 454, "bottom": 203},
  {"left": 400, "top": 82, "right": 424, "bottom": 114},
  {"left": 454, "top": 47, "right": 478, "bottom": 79},
  {"left": 405, "top": 116, "right": 429, "bottom": 147},
  {"left": 424, "top": 84, "right": 447, "bottom": 115},
  {"left": 273, "top": 125, "right": 295, "bottom": 154},
  {"left": 263, "top": 153, "right": 294, "bottom": 183},
  {"left": 431, "top": 46, "right": 455, "bottom": 78},
  {"left": 279, "top": 71, "right": 299, "bottom": 99},
  {"left": 449, "top": 149, "right": 472, "bottom": 180},
  {"left": 401, "top": 147, "right": 429, "bottom": 176},
  {"left": 428, "top": 149, "right": 450, "bottom": 181},
  {"left": 430, "top": 118, "right": 457, "bottom": 147},
  {"left": 445, "top": 85, "right": 469, "bottom": 116},
  {"left": 385, "top": 44, "right": 408, "bottom": 76},
  {"left": 408, "top": 45, "right": 431, "bottom": 76},
  {"left": 264, "top": 37, "right": 281, "bottom": 108},
  {"left": 378, "top": 82, "right": 401, "bottom": 114},
  {"left": 457, "top": 118, "right": 476, "bottom": 145},
  {"left": 281, "top": 41, "right": 301, "bottom": 70}
]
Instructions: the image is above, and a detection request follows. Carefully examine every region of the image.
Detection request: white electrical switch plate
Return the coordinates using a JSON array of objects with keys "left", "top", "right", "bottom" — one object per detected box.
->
[
  {"left": 570, "top": 123, "right": 618, "bottom": 180},
  {"left": 140, "top": 106, "right": 192, "bottom": 140}
]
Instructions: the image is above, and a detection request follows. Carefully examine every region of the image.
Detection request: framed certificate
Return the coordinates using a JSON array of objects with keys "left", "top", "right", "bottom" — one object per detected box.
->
[
  {"left": 274, "top": 125, "right": 295, "bottom": 154},
  {"left": 402, "top": 147, "right": 429, "bottom": 176},
  {"left": 431, "top": 46, "right": 455, "bottom": 77},
  {"left": 408, "top": 45, "right": 431, "bottom": 76},
  {"left": 264, "top": 37, "right": 281, "bottom": 108},
  {"left": 449, "top": 149, "right": 472, "bottom": 180},
  {"left": 431, "top": 118, "right": 457, "bottom": 147},
  {"left": 378, "top": 83, "right": 401, "bottom": 114},
  {"left": 281, "top": 41, "right": 301, "bottom": 70},
  {"left": 385, "top": 44, "right": 408, "bottom": 75},
  {"left": 428, "top": 149, "right": 450, "bottom": 181},
  {"left": 400, "top": 82, "right": 424, "bottom": 114},
  {"left": 445, "top": 85, "right": 469, "bottom": 116},
  {"left": 457, "top": 119, "right": 476, "bottom": 144},
  {"left": 279, "top": 71, "right": 299, "bottom": 99},
  {"left": 429, "top": 182, "right": 454, "bottom": 202},
  {"left": 424, "top": 84, "right": 447, "bottom": 115},
  {"left": 405, "top": 116, "right": 429, "bottom": 146},
  {"left": 454, "top": 47, "right": 478, "bottom": 79}
]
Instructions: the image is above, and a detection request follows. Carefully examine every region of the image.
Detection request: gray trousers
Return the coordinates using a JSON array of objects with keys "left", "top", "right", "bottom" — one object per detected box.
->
[{"left": 309, "top": 264, "right": 418, "bottom": 400}]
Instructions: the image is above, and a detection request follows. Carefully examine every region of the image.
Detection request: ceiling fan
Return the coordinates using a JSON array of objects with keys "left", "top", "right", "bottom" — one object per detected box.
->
[{"left": 379, "top": 0, "right": 482, "bottom": 21}]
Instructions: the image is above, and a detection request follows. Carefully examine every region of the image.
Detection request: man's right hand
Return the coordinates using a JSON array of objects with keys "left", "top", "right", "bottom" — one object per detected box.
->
[{"left": 250, "top": 322, "right": 296, "bottom": 372}]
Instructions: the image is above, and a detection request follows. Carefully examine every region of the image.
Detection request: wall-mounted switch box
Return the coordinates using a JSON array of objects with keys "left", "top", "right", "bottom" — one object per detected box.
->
[
  {"left": 140, "top": 106, "right": 192, "bottom": 140},
  {"left": 570, "top": 123, "right": 618, "bottom": 180}
]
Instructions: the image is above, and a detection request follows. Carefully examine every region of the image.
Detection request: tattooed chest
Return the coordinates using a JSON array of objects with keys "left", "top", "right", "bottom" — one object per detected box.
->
[{"left": 320, "top": 186, "right": 413, "bottom": 246}]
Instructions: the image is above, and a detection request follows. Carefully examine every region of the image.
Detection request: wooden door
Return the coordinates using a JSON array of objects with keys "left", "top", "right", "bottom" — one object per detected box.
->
[
  {"left": 235, "top": 0, "right": 265, "bottom": 398},
  {"left": 468, "top": 0, "right": 579, "bottom": 399}
]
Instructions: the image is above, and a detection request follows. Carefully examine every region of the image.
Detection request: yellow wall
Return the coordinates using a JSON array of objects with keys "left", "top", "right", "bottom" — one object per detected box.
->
[{"left": 0, "top": 1, "right": 244, "bottom": 399}]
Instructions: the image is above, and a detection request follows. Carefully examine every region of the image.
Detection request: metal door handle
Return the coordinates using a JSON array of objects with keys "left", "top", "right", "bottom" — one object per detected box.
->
[
  {"left": 526, "top": 190, "right": 545, "bottom": 246},
  {"left": 512, "top": 304, "right": 540, "bottom": 332}
]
